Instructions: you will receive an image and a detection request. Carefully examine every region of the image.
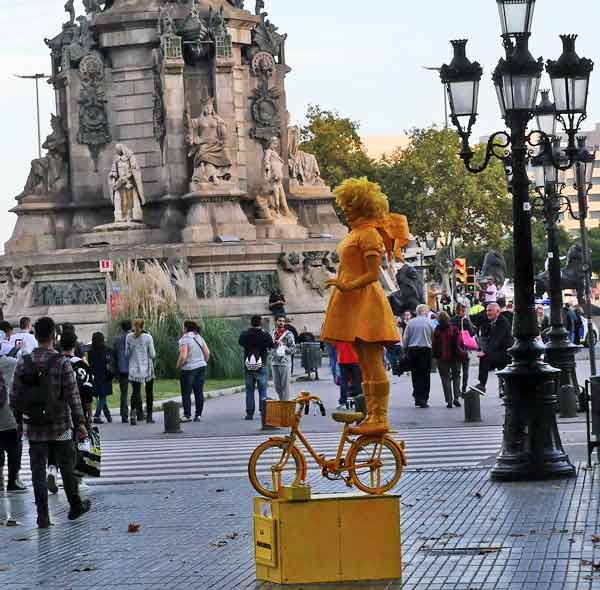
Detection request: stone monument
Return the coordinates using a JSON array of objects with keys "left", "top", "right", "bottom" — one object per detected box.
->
[{"left": 1, "top": 0, "right": 345, "bottom": 337}]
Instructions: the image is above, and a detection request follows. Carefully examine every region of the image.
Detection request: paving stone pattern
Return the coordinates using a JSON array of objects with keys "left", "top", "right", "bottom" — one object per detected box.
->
[{"left": 1, "top": 466, "right": 600, "bottom": 589}]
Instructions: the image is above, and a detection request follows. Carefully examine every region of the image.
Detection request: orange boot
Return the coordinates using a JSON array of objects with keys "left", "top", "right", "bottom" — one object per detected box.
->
[{"left": 349, "top": 381, "right": 390, "bottom": 435}]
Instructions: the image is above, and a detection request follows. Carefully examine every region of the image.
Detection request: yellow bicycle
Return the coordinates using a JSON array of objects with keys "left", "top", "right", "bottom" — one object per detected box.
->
[{"left": 248, "top": 393, "right": 407, "bottom": 499}]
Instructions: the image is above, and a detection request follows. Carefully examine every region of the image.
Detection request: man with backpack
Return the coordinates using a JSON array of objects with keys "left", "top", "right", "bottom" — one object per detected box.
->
[
  {"left": 239, "top": 316, "right": 274, "bottom": 421},
  {"left": 10, "top": 317, "right": 91, "bottom": 528}
]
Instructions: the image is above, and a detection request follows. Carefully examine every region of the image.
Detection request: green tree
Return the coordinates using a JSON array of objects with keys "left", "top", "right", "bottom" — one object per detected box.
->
[
  {"left": 374, "top": 126, "right": 512, "bottom": 250},
  {"left": 499, "top": 220, "right": 574, "bottom": 279},
  {"left": 587, "top": 227, "right": 600, "bottom": 276},
  {"left": 298, "top": 105, "right": 374, "bottom": 188}
]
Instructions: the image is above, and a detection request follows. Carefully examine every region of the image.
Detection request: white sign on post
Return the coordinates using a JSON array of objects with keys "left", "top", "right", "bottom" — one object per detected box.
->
[{"left": 99, "top": 259, "right": 113, "bottom": 273}]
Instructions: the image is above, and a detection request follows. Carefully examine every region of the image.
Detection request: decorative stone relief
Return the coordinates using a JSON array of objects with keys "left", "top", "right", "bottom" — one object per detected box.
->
[
  {"left": 10, "top": 266, "right": 32, "bottom": 290},
  {"left": 209, "top": 6, "right": 232, "bottom": 59},
  {"left": 251, "top": 5, "right": 287, "bottom": 63},
  {"left": 249, "top": 52, "right": 281, "bottom": 145},
  {"left": 303, "top": 252, "right": 334, "bottom": 297},
  {"left": 45, "top": 12, "right": 96, "bottom": 77},
  {"left": 33, "top": 279, "right": 106, "bottom": 306},
  {"left": 185, "top": 96, "right": 233, "bottom": 188},
  {"left": 278, "top": 252, "right": 302, "bottom": 274},
  {"left": 196, "top": 271, "right": 279, "bottom": 299},
  {"left": 152, "top": 56, "right": 166, "bottom": 153},
  {"left": 78, "top": 54, "right": 111, "bottom": 172},
  {"left": 19, "top": 115, "right": 69, "bottom": 199}
]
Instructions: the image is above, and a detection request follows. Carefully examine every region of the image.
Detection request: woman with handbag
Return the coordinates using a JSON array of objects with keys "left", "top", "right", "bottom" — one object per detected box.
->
[
  {"left": 88, "top": 332, "right": 114, "bottom": 424},
  {"left": 451, "top": 303, "right": 477, "bottom": 395},
  {"left": 177, "top": 320, "right": 210, "bottom": 423},
  {"left": 126, "top": 319, "right": 156, "bottom": 425},
  {"left": 432, "top": 312, "right": 464, "bottom": 408}
]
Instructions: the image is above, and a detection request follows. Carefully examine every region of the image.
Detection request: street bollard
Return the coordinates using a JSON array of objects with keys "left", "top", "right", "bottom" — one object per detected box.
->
[
  {"left": 463, "top": 389, "right": 482, "bottom": 423},
  {"left": 558, "top": 384, "right": 578, "bottom": 418},
  {"left": 163, "top": 401, "right": 181, "bottom": 434}
]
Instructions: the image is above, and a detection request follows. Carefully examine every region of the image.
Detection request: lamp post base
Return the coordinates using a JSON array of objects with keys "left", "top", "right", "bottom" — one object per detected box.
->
[
  {"left": 491, "top": 361, "right": 576, "bottom": 481},
  {"left": 544, "top": 339, "right": 581, "bottom": 418}
]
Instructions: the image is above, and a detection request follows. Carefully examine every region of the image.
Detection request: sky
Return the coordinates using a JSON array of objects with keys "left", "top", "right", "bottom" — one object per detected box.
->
[{"left": 1, "top": 0, "right": 600, "bottom": 249}]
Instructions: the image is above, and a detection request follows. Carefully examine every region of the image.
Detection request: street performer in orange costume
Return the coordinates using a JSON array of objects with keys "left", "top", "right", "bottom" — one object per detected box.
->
[{"left": 322, "top": 177, "right": 409, "bottom": 435}]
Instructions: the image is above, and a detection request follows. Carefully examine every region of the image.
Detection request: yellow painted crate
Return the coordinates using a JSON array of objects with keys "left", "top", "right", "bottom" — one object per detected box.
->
[{"left": 265, "top": 400, "right": 297, "bottom": 427}]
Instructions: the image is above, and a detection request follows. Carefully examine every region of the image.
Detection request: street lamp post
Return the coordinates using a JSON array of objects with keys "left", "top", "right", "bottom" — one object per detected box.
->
[
  {"left": 572, "top": 138, "right": 597, "bottom": 377},
  {"left": 531, "top": 137, "right": 580, "bottom": 418},
  {"left": 439, "top": 0, "right": 593, "bottom": 480}
]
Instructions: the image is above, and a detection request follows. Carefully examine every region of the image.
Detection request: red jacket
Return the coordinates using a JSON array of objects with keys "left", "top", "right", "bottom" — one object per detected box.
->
[
  {"left": 432, "top": 325, "right": 462, "bottom": 362},
  {"left": 335, "top": 342, "right": 359, "bottom": 365}
]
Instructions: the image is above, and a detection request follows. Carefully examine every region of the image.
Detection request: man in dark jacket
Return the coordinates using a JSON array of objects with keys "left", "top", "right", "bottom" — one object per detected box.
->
[
  {"left": 10, "top": 317, "right": 91, "bottom": 528},
  {"left": 472, "top": 303, "right": 513, "bottom": 393},
  {"left": 112, "top": 320, "right": 131, "bottom": 423},
  {"left": 239, "top": 316, "right": 274, "bottom": 420}
]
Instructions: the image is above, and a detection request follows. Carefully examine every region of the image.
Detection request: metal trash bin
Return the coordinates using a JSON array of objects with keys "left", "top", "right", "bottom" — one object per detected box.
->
[
  {"left": 301, "top": 342, "right": 322, "bottom": 377},
  {"left": 463, "top": 389, "right": 482, "bottom": 423},
  {"left": 163, "top": 401, "right": 181, "bottom": 434},
  {"left": 558, "top": 383, "right": 578, "bottom": 418}
]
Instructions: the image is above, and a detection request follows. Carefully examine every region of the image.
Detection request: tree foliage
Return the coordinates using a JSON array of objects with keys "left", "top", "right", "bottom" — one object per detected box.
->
[
  {"left": 373, "top": 127, "right": 512, "bottom": 249},
  {"left": 298, "top": 105, "right": 374, "bottom": 189},
  {"left": 587, "top": 227, "right": 600, "bottom": 276}
]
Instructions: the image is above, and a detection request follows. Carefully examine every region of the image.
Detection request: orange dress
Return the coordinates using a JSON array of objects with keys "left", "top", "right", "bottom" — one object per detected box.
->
[{"left": 321, "top": 223, "right": 400, "bottom": 345}]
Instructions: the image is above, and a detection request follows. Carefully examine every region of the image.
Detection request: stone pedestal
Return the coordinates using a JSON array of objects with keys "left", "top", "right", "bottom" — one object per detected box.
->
[
  {"left": 69, "top": 221, "right": 168, "bottom": 248},
  {"left": 289, "top": 188, "right": 347, "bottom": 239},
  {"left": 182, "top": 190, "right": 257, "bottom": 243},
  {"left": 254, "top": 217, "right": 308, "bottom": 240}
]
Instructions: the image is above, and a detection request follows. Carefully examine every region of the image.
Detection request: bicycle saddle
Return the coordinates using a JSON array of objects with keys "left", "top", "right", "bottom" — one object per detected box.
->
[{"left": 331, "top": 411, "right": 364, "bottom": 424}]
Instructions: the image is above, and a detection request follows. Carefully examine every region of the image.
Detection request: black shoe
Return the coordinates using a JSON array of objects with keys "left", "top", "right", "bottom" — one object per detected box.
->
[
  {"left": 420, "top": 402, "right": 430, "bottom": 408},
  {"left": 37, "top": 509, "right": 51, "bottom": 529},
  {"left": 130, "top": 416, "right": 137, "bottom": 425},
  {"left": 68, "top": 499, "right": 91, "bottom": 521},
  {"left": 104, "top": 412, "right": 112, "bottom": 423},
  {"left": 122, "top": 417, "right": 129, "bottom": 424},
  {"left": 447, "top": 403, "right": 453, "bottom": 409},
  {"left": 453, "top": 399, "right": 461, "bottom": 407},
  {"left": 7, "top": 480, "right": 27, "bottom": 492},
  {"left": 193, "top": 416, "right": 201, "bottom": 422},
  {"left": 93, "top": 417, "right": 103, "bottom": 424},
  {"left": 245, "top": 414, "right": 254, "bottom": 421}
]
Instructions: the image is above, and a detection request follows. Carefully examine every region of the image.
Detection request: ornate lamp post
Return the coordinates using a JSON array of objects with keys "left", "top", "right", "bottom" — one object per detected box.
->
[
  {"left": 440, "top": 0, "right": 593, "bottom": 480},
  {"left": 531, "top": 135, "right": 580, "bottom": 418},
  {"left": 571, "top": 137, "right": 597, "bottom": 377}
]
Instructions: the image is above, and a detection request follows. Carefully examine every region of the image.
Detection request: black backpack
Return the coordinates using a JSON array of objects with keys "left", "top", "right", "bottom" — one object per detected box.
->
[{"left": 17, "top": 354, "right": 64, "bottom": 426}]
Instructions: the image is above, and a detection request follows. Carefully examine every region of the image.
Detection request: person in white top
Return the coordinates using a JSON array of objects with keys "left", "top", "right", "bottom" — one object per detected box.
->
[
  {"left": 482, "top": 279, "right": 498, "bottom": 304},
  {"left": 8, "top": 317, "right": 38, "bottom": 357},
  {"left": 176, "top": 320, "right": 210, "bottom": 423}
]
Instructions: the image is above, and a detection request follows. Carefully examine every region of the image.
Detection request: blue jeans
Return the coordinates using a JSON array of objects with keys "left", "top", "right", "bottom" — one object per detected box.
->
[
  {"left": 339, "top": 363, "right": 363, "bottom": 404},
  {"left": 325, "top": 342, "right": 339, "bottom": 380},
  {"left": 180, "top": 367, "right": 206, "bottom": 418},
  {"left": 245, "top": 367, "right": 268, "bottom": 416}
]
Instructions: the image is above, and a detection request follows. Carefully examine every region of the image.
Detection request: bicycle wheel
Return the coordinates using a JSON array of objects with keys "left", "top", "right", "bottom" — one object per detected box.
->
[
  {"left": 347, "top": 436, "right": 406, "bottom": 495},
  {"left": 248, "top": 438, "right": 307, "bottom": 499}
]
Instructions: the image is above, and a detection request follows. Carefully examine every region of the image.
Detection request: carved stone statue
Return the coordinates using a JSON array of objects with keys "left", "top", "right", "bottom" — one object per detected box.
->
[
  {"left": 109, "top": 144, "right": 145, "bottom": 223},
  {"left": 263, "top": 137, "right": 290, "bottom": 216},
  {"left": 185, "top": 97, "right": 232, "bottom": 187},
  {"left": 535, "top": 244, "right": 585, "bottom": 304},
  {"left": 388, "top": 264, "right": 425, "bottom": 315},
  {"left": 64, "top": 0, "right": 75, "bottom": 25},
  {"left": 288, "top": 126, "right": 325, "bottom": 187},
  {"left": 20, "top": 115, "right": 68, "bottom": 198}
]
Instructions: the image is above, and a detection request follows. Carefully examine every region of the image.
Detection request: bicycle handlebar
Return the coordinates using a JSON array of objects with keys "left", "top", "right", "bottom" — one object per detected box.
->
[{"left": 294, "top": 393, "right": 326, "bottom": 417}]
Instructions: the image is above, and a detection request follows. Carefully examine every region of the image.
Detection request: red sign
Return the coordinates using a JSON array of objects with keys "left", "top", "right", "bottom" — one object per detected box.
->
[{"left": 99, "top": 259, "right": 113, "bottom": 273}]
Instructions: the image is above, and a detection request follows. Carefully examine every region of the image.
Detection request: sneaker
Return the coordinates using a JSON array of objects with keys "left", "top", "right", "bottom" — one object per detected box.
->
[
  {"left": 7, "top": 480, "right": 27, "bottom": 493},
  {"left": 181, "top": 416, "right": 192, "bottom": 423},
  {"left": 68, "top": 499, "right": 91, "bottom": 521},
  {"left": 446, "top": 403, "right": 453, "bottom": 409},
  {"left": 193, "top": 416, "right": 201, "bottom": 422},
  {"left": 453, "top": 399, "right": 461, "bottom": 407},
  {"left": 47, "top": 470, "right": 59, "bottom": 494}
]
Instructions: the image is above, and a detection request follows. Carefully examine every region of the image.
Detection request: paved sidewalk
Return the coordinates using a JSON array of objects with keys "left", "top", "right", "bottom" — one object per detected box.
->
[{"left": 2, "top": 465, "right": 600, "bottom": 589}]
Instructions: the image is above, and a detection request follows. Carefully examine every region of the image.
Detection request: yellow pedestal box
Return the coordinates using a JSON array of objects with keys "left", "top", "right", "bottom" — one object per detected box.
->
[{"left": 254, "top": 493, "right": 401, "bottom": 585}]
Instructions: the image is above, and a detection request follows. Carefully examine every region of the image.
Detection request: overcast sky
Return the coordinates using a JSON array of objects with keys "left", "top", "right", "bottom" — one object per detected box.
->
[{"left": 1, "top": 0, "right": 600, "bottom": 249}]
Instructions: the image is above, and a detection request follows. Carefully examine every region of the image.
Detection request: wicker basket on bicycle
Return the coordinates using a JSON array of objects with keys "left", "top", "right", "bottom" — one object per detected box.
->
[{"left": 265, "top": 400, "right": 297, "bottom": 427}]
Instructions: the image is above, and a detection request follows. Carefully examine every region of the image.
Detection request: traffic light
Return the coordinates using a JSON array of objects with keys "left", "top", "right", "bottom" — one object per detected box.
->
[
  {"left": 454, "top": 258, "right": 467, "bottom": 284},
  {"left": 467, "top": 266, "right": 477, "bottom": 293}
]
